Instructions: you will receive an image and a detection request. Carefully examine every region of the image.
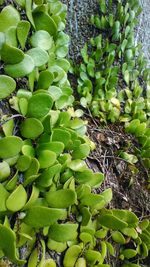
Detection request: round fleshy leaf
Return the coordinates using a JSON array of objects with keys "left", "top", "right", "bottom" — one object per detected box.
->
[
  {"left": 0, "top": 184, "right": 9, "bottom": 212},
  {"left": 55, "top": 95, "right": 69, "bottom": 109},
  {"left": 22, "top": 145, "right": 35, "bottom": 157},
  {"left": 6, "top": 184, "right": 27, "bottom": 212},
  {"left": 80, "top": 193, "right": 105, "bottom": 209},
  {"left": 0, "top": 225, "right": 25, "bottom": 265},
  {"left": 1, "top": 43, "right": 24, "bottom": 64},
  {"left": 2, "top": 116, "right": 14, "bottom": 136},
  {"left": 49, "top": 223, "right": 78, "bottom": 242},
  {"left": 55, "top": 58, "right": 70, "bottom": 72},
  {"left": 48, "top": 86, "right": 62, "bottom": 101},
  {"left": 51, "top": 128, "right": 71, "bottom": 147},
  {"left": 47, "top": 239, "right": 67, "bottom": 253},
  {"left": 19, "top": 98, "right": 28, "bottom": 116},
  {"left": 75, "top": 258, "right": 86, "bottom": 267},
  {"left": 4, "top": 54, "right": 35, "bottom": 78},
  {"left": 33, "top": 12, "right": 57, "bottom": 37},
  {"left": 37, "top": 70, "right": 54, "bottom": 89},
  {"left": 30, "top": 30, "right": 53, "bottom": 50},
  {"left": 0, "top": 161, "right": 10, "bottom": 181},
  {"left": 98, "top": 214, "right": 128, "bottom": 230},
  {"left": 37, "top": 142, "right": 64, "bottom": 157},
  {"left": 17, "top": 20, "right": 30, "bottom": 49},
  {"left": 5, "top": 155, "right": 19, "bottom": 167},
  {"left": 75, "top": 170, "right": 104, "bottom": 188},
  {"left": 112, "top": 231, "right": 126, "bottom": 244},
  {"left": 43, "top": 259, "right": 56, "bottom": 267},
  {"left": 121, "top": 249, "right": 137, "bottom": 259},
  {"left": 121, "top": 227, "right": 138, "bottom": 239},
  {"left": 26, "top": 47, "right": 49, "bottom": 67},
  {"left": 5, "top": 172, "right": 18, "bottom": 191},
  {"left": 20, "top": 118, "right": 44, "bottom": 139},
  {"left": 0, "top": 75, "right": 16, "bottom": 99},
  {"left": 63, "top": 245, "right": 81, "bottom": 267},
  {"left": 17, "top": 89, "right": 32, "bottom": 99},
  {"left": 27, "top": 93, "right": 53, "bottom": 118},
  {"left": 38, "top": 150, "right": 56, "bottom": 169},
  {"left": 45, "top": 189, "right": 76, "bottom": 208},
  {"left": 48, "top": 65, "right": 66, "bottom": 83},
  {"left": 23, "top": 185, "right": 39, "bottom": 210},
  {"left": 56, "top": 45, "right": 68, "bottom": 58},
  {"left": 24, "top": 158, "right": 39, "bottom": 179},
  {"left": 16, "top": 155, "right": 31, "bottom": 172},
  {"left": 0, "top": 32, "right": 5, "bottom": 49},
  {"left": 67, "top": 160, "right": 87, "bottom": 172},
  {"left": 5, "top": 26, "right": 17, "bottom": 47},
  {"left": 112, "top": 209, "right": 138, "bottom": 227},
  {"left": 24, "top": 206, "right": 67, "bottom": 227},
  {"left": 72, "top": 143, "right": 90, "bottom": 159},
  {"left": 36, "top": 163, "right": 61, "bottom": 187},
  {"left": 0, "top": 136, "right": 23, "bottom": 159},
  {"left": 0, "top": 5, "right": 20, "bottom": 32}
]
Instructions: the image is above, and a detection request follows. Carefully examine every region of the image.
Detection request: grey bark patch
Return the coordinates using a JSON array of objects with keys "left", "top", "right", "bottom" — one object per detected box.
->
[
  {"left": 135, "top": 0, "right": 150, "bottom": 66},
  {"left": 63, "top": 0, "right": 150, "bottom": 65},
  {"left": 62, "top": 0, "right": 99, "bottom": 61}
]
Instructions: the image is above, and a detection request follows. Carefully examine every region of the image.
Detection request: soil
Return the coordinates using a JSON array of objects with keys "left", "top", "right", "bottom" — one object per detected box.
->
[{"left": 84, "top": 113, "right": 150, "bottom": 267}]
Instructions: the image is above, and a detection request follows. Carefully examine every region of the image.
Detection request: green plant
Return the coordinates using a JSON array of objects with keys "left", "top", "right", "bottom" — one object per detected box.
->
[
  {"left": 76, "top": 0, "right": 150, "bottom": 178},
  {"left": 0, "top": 0, "right": 112, "bottom": 266},
  {"left": 77, "top": 0, "right": 149, "bottom": 123},
  {"left": 0, "top": 0, "right": 150, "bottom": 266}
]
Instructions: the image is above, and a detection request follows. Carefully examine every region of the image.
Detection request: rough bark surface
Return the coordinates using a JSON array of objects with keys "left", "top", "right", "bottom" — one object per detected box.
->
[
  {"left": 136, "top": 0, "right": 150, "bottom": 66},
  {"left": 62, "top": 0, "right": 150, "bottom": 65}
]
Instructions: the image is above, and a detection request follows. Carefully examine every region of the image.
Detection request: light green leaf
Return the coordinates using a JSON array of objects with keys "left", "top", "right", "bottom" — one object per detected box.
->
[
  {"left": 16, "top": 155, "right": 31, "bottom": 172},
  {"left": 6, "top": 184, "right": 27, "bottom": 211},
  {"left": 5, "top": 54, "right": 35, "bottom": 78},
  {"left": 0, "top": 183, "right": 9, "bottom": 211},
  {"left": 30, "top": 30, "right": 53, "bottom": 50},
  {"left": 0, "top": 5, "right": 20, "bottom": 32},
  {"left": 36, "top": 163, "right": 61, "bottom": 187},
  {"left": 1, "top": 43, "right": 24, "bottom": 64},
  {"left": 112, "top": 231, "right": 126, "bottom": 244},
  {"left": 0, "top": 75, "right": 16, "bottom": 99},
  {"left": 72, "top": 143, "right": 90, "bottom": 159},
  {"left": 47, "top": 239, "right": 67, "bottom": 253},
  {"left": 33, "top": 12, "right": 57, "bottom": 37},
  {"left": 48, "top": 86, "right": 62, "bottom": 101},
  {"left": 0, "top": 161, "right": 10, "bottom": 182},
  {"left": 46, "top": 189, "right": 76, "bottom": 208},
  {"left": 27, "top": 93, "right": 53, "bottom": 118},
  {"left": 63, "top": 245, "right": 81, "bottom": 267},
  {"left": 37, "top": 70, "right": 54, "bottom": 89},
  {"left": 27, "top": 47, "right": 49, "bottom": 67},
  {"left": 38, "top": 150, "right": 56, "bottom": 169},
  {"left": 0, "top": 136, "right": 23, "bottom": 159},
  {"left": 24, "top": 206, "right": 67, "bottom": 227},
  {"left": 51, "top": 128, "right": 71, "bottom": 147},
  {"left": 0, "top": 224, "right": 25, "bottom": 264},
  {"left": 68, "top": 159, "right": 86, "bottom": 172},
  {"left": 121, "top": 249, "right": 137, "bottom": 259},
  {"left": 20, "top": 118, "right": 44, "bottom": 139},
  {"left": 49, "top": 223, "right": 78, "bottom": 242},
  {"left": 17, "top": 20, "right": 30, "bottom": 49},
  {"left": 98, "top": 214, "right": 128, "bottom": 230}
]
